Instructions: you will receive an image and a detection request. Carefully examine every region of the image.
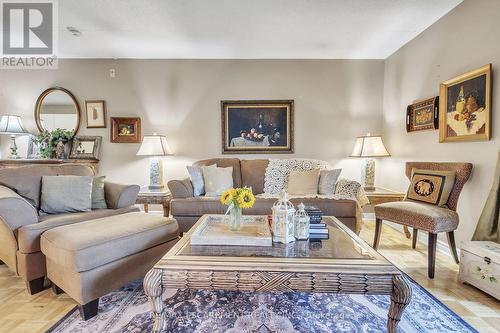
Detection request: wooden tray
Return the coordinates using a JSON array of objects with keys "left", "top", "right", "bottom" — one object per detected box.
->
[{"left": 190, "top": 215, "right": 272, "bottom": 247}]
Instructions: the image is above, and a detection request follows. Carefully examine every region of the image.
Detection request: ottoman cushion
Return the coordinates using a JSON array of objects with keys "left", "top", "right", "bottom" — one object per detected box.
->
[{"left": 41, "top": 212, "right": 179, "bottom": 272}]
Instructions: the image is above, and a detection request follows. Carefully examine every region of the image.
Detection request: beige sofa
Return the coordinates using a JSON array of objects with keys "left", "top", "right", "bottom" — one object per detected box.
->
[
  {"left": 0, "top": 164, "right": 140, "bottom": 294},
  {"left": 168, "top": 158, "right": 361, "bottom": 233}
]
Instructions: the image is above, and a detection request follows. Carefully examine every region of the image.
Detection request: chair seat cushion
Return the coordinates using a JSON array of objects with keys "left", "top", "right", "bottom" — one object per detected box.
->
[
  {"left": 40, "top": 212, "right": 179, "bottom": 272},
  {"left": 374, "top": 201, "right": 458, "bottom": 233}
]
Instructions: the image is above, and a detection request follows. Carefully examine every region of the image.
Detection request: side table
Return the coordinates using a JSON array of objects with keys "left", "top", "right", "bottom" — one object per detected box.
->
[
  {"left": 364, "top": 187, "right": 410, "bottom": 239},
  {"left": 136, "top": 186, "right": 172, "bottom": 217}
]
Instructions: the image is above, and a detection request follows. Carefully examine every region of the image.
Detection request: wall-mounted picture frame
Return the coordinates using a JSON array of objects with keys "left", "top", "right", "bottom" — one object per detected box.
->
[
  {"left": 85, "top": 100, "right": 106, "bottom": 128},
  {"left": 69, "top": 136, "right": 102, "bottom": 160},
  {"left": 110, "top": 117, "right": 141, "bottom": 143},
  {"left": 406, "top": 96, "right": 439, "bottom": 132},
  {"left": 221, "top": 100, "right": 294, "bottom": 154},
  {"left": 439, "top": 64, "right": 491, "bottom": 142}
]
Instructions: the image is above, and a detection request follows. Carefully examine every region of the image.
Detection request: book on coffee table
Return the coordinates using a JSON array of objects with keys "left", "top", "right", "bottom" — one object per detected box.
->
[{"left": 190, "top": 215, "right": 273, "bottom": 247}]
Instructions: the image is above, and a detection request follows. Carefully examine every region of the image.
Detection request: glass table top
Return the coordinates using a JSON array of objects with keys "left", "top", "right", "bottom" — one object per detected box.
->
[{"left": 177, "top": 216, "right": 374, "bottom": 260}]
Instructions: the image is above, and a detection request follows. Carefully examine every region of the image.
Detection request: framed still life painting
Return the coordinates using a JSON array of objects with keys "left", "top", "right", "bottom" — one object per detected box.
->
[
  {"left": 110, "top": 117, "right": 141, "bottom": 143},
  {"left": 439, "top": 64, "right": 491, "bottom": 142},
  {"left": 221, "top": 100, "right": 294, "bottom": 154},
  {"left": 85, "top": 100, "right": 106, "bottom": 128}
]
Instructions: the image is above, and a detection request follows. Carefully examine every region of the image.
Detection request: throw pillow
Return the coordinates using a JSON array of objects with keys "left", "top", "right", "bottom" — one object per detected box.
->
[
  {"left": 202, "top": 165, "right": 234, "bottom": 197},
  {"left": 318, "top": 169, "right": 342, "bottom": 195},
  {"left": 406, "top": 168, "right": 456, "bottom": 207},
  {"left": 334, "top": 178, "right": 361, "bottom": 198},
  {"left": 41, "top": 175, "right": 93, "bottom": 214},
  {"left": 92, "top": 176, "right": 107, "bottom": 209},
  {"left": 187, "top": 165, "right": 213, "bottom": 196},
  {"left": 287, "top": 169, "right": 320, "bottom": 195}
]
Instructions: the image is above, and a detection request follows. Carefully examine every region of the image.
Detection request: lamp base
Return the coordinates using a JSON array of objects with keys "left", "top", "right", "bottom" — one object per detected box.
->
[
  {"left": 149, "top": 157, "right": 164, "bottom": 189},
  {"left": 361, "top": 158, "right": 376, "bottom": 190},
  {"left": 8, "top": 135, "right": 19, "bottom": 159}
]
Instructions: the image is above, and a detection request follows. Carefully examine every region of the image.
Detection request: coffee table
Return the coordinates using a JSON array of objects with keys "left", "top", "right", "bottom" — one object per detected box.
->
[{"left": 144, "top": 215, "right": 411, "bottom": 332}]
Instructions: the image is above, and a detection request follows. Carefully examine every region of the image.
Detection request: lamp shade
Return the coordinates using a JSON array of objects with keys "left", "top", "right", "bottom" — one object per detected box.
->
[
  {"left": 350, "top": 134, "right": 390, "bottom": 157},
  {"left": 136, "top": 134, "right": 173, "bottom": 156},
  {"left": 0, "top": 115, "right": 27, "bottom": 135}
]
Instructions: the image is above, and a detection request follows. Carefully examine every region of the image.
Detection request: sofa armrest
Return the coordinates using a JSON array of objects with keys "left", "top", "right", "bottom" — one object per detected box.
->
[
  {"left": 0, "top": 185, "right": 38, "bottom": 231},
  {"left": 104, "top": 182, "right": 140, "bottom": 209},
  {"left": 168, "top": 178, "right": 194, "bottom": 198}
]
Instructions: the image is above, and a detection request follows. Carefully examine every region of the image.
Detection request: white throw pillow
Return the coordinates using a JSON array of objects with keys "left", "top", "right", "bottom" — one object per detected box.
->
[{"left": 202, "top": 165, "right": 234, "bottom": 197}]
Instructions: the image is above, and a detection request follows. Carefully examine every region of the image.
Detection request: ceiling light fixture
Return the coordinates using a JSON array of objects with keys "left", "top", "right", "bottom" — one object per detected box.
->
[{"left": 66, "top": 26, "right": 82, "bottom": 37}]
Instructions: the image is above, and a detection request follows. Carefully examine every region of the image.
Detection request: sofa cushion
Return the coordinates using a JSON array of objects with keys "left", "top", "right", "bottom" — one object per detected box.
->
[
  {"left": 318, "top": 169, "right": 342, "bottom": 195},
  {"left": 92, "top": 176, "right": 107, "bottom": 209},
  {"left": 241, "top": 159, "right": 269, "bottom": 194},
  {"left": 186, "top": 165, "right": 207, "bottom": 196},
  {"left": 18, "top": 206, "right": 139, "bottom": 254},
  {"left": 194, "top": 158, "right": 242, "bottom": 188},
  {"left": 374, "top": 201, "right": 459, "bottom": 233},
  {"left": 202, "top": 165, "right": 233, "bottom": 197},
  {"left": 0, "top": 164, "right": 94, "bottom": 208},
  {"left": 41, "top": 176, "right": 93, "bottom": 214},
  {"left": 171, "top": 196, "right": 358, "bottom": 218},
  {"left": 40, "top": 212, "right": 179, "bottom": 272},
  {"left": 287, "top": 170, "right": 320, "bottom": 195}
]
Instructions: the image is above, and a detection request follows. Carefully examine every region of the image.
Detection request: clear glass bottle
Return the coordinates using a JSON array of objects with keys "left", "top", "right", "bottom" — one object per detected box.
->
[{"left": 294, "top": 203, "right": 310, "bottom": 240}]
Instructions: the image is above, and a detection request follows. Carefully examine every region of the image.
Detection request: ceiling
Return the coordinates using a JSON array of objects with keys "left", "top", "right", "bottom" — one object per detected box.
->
[{"left": 56, "top": 0, "right": 462, "bottom": 59}]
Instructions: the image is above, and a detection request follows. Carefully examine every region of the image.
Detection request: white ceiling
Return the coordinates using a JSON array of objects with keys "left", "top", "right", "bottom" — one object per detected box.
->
[{"left": 57, "top": 0, "right": 462, "bottom": 59}]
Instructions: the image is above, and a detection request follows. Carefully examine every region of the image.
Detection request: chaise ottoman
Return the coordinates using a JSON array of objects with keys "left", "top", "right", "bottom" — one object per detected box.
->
[{"left": 40, "top": 212, "right": 179, "bottom": 320}]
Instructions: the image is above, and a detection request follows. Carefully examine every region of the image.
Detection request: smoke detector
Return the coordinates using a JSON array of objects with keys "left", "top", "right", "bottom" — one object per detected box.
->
[{"left": 66, "top": 26, "right": 82, "bottom": 37}]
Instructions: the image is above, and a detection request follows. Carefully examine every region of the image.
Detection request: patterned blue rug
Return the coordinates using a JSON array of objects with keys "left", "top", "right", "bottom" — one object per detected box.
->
[{"left": 48, "top": 276, "right": 477, "bottom": 333}]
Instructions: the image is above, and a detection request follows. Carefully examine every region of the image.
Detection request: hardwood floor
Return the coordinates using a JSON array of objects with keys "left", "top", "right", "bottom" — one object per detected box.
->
[{"left": 0, "top": 220, "right": 498, "bottom": 333}]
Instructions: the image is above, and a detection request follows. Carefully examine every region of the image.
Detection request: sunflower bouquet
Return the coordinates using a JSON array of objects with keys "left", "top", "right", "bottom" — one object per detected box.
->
[{"left": 220, "top": 187, "right": 255, "bottom": 230}]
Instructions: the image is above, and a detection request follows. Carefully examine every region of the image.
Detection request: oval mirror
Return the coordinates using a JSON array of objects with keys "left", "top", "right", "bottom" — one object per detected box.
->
[{"left": 34, "top": 87, "right": 81, "bottom": 134}]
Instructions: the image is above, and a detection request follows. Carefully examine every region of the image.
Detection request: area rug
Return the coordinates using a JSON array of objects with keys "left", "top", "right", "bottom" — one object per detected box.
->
[{"left": 47, "top": 276, "right": 477, "bottom": 333}]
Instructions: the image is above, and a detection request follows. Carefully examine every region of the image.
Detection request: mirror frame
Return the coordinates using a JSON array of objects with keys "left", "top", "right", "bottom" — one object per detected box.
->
[{"left": 34, "top": 87, "right": 81, "bottom": 134}]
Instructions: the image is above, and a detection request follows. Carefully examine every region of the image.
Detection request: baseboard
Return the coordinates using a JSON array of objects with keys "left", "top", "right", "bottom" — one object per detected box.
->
[{"left": 363, "top": 213, "right": 459, "bottom": 259}]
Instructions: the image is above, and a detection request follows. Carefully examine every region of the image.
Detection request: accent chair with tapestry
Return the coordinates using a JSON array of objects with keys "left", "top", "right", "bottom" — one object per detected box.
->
[{"left": 373, "top": 162, "right": 473, "bottom": 279}]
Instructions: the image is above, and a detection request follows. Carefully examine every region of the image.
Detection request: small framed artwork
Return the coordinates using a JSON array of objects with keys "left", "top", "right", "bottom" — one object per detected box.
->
[
  {"left": 439, "top": 64, "right": 492, "bottom": 142},
  {"left": 69, "top": 136, "right": 102, "bottom": 159},
  {"left": 110, "top": 117, "right": 141, "bottom": 143},
  {"left": 85, "top": 100, "right": 106, "bottom": 128},
  {"left": 406, "top": 96, "right": 439, "bottom": 132},
  {"left": 221, "top": 100, "right": 294, "bottom": 154}
]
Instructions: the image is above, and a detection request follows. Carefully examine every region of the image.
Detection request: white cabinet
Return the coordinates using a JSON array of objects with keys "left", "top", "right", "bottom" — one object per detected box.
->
[{"left": 458, "top": 241, "right": 500, "bottom": 300}]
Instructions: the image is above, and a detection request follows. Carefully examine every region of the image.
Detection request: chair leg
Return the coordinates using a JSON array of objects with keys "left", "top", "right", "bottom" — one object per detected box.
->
[
  {"left": 373, "top": 218, "right": 382, "bottom": 250},
  {"left": 428, "top": 233, "right": 437, "bottom": 279},
  {"left": 446, "top": 231, "right": 460, "bottom": 264},
  {"left": 79, "top": 298, "right": 99, "bottom": 321},
  {"left": 412, "top": 228, "right": 418, "bottom": 249},
  {"left": 26, "top": 277, "right": 46, "bottom": 295}
]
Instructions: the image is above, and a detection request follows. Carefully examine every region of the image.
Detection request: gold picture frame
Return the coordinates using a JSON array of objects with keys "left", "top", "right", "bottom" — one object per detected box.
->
[{"left": 439, "top": 64, "right": 492, "bottom": 142}]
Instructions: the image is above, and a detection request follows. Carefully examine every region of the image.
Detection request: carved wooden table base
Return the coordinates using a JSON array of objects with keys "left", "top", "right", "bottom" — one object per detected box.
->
[{"left": 144, "top": 268, "right": 411, "bottom": 332}]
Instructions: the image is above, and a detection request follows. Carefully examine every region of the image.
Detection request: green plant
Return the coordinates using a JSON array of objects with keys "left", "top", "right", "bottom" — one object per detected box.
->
[{"left": 34, "top": 129, "right": 74, "bottom": 158}]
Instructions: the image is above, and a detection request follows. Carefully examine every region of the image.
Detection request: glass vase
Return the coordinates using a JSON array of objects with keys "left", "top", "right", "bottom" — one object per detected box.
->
[{"left": 229, "top": 206, "right": 242, "bottom": 231}]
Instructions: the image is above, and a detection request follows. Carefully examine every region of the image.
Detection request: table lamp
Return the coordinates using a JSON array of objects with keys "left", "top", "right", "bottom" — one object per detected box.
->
[
  {"left": 350, "top": 133, "right": 390, "bottom": 191},
  {"left": 0, "top": 115, "right": 28, "bottom": 159},
  {"left": 136, "top": 134, "right": 173, "bottom": 189}
]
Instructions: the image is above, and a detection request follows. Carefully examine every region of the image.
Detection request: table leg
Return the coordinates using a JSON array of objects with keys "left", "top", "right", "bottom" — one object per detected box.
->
[
  {"left": 403, "top": 226, "right": 411, "bottom": 239},
  {"left": 387, "top": 275, "right": 411, "bottom": 332},
  {"left": 144, "top": 203, "right": 149, "bottom": 213},
  {"left": 144, "top": 268, "right": 165, "bottom": 333},
  {"left": 163, "top": 201, "right": 170, "bottom": 217}
]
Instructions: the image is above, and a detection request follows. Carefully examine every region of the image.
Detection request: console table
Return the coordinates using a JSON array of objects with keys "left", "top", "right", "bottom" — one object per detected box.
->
[{"left": 0, "top": 159, "right": 99, "bottom": 172}]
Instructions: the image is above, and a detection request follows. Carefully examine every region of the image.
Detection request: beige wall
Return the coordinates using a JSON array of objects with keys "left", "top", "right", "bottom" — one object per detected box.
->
[
  {"left": 0, "top": 59, "right": 384, "bottom": 185},
  {"left": 380, "top": 0, "right": 500, "bottom": 245}
]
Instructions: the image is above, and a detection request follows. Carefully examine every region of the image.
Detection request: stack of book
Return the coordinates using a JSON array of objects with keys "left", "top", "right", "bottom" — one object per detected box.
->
[{"left": 305, "top": 206, "right": 329, "bottom": 240}]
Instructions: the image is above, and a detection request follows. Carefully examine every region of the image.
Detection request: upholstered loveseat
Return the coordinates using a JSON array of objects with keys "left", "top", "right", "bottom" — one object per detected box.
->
[
  {"left": 0, "top": 164, "right": 140, "bottom": 294},
  {"left": 168, "top": 158, "right": 362, "bottom": 233}
]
